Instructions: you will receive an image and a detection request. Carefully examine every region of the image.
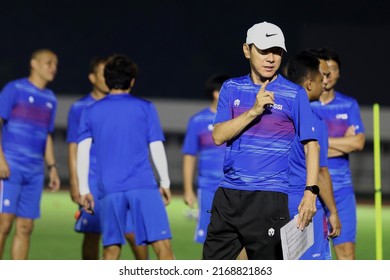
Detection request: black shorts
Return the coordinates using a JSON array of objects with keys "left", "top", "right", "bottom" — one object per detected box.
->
[{"left": 202, "top": 187, "right": 289, "bottom": 260}]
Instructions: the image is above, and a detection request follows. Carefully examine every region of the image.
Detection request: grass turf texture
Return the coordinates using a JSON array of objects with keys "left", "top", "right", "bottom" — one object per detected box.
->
[{"left": 3, "top": 191, "right": 390, "bottom": 260}]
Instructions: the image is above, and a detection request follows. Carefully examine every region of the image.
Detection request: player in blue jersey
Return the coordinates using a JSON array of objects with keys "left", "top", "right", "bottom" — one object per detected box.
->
[
  {"left": 202, "top": 22, "right": 320, "bottom": 260},
  {"left": 286, "top": 52, "right": 341, "bottom": 260},
  {"left": 311, "top": 48, "right": 365, "bottom": 260},
  {"left": 182, "top": 74, "right": 230, "bottom": 245},
  {"left": 67, "top": 57, "right": 148, "bottom": 259},
  {"left": 77, "top": 54, "right": 174, "bottom": 260},
  {"left": 0, "top": 49, "right": 60, "bottom": 259}
]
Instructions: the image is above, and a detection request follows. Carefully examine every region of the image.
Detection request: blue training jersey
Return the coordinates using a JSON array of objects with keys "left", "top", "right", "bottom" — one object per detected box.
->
[
  {"left": 78, "top": 93, "right": 165, "bottom": 198},
  {"left": 182, "top": 107, "right": 225, "bottom": 192},
  {"left": 311, "top": 91, "right": 365, "bottom": 192},
  {"left": 214, "top": 74, "right": 317, "bottom": 193},
  {"left": 289, "top": 114, "right": 327, "bottom": 191},
  {"left": 67, "top": 93, "right": 99, "bottom": 177},
  {"left": 0, "top": 78, "right": 57, "bottom": 173}
]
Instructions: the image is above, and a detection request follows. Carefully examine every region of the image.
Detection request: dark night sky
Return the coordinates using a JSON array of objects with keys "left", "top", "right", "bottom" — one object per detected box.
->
[{"left": 0, "top": 0, "right": 389, "bottom": 105}]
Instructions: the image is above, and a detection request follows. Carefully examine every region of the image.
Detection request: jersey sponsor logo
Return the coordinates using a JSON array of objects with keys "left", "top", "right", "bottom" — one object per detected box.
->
[
  {"left": 207, "top": 124, "right": 214, "bottom": 131},
  {"left": 265, "top": 33, "right": 277, "bottom": 37},
  {"left": 3, "top": 199, "right": 10, "bottom": 207},
  {"left": 270, "top": 103, "right": 283, "bottom": 110},
  {"left": 28, "top": 96, "right": 34, "bottom": 103},
  {"left": 234, "top": 99, "right": 240, "bottom": 107},
  {"left": 46, "top": 102, "right": 53, "bottom": 109},
  {"left": 312, "top": 126, "right": 315, "bottom": 132},
  {"left": 336, "top": 113, "right": 348, "bottom": 120}
]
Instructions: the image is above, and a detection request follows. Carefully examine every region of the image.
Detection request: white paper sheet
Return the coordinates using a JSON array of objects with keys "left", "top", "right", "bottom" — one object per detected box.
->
[{"left": 280, "top": 215, "right": 314, "bottom": 260}]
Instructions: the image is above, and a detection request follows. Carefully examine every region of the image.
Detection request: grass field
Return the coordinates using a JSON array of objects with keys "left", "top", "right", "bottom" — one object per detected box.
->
[{"left": 3, "top": 190, "right": 390, "bottom": 260}]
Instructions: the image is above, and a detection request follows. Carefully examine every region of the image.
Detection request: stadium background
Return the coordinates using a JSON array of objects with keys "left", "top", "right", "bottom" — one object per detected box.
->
[
  {"left": 1, "top": 0, "right": 389, "bottom": 260},
  {"left": 1, "top": 0, "right": 389, "bottom": 196}
]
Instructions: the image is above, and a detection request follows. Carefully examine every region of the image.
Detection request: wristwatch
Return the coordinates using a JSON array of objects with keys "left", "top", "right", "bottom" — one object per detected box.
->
[{"left": 305, "top": 185, "right": 320, "bottom": 195}]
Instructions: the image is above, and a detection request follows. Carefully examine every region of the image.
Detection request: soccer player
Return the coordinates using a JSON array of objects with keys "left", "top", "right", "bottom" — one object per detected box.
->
[
  {"left": 182, "top": 74, "right": 230, "bottom": 245},
  {"left": 67, "top": 57, "right": 148, "bottom": 259},
  {"left": 77, "top": 54, "right": 174, "bottom": 260},
  {"left": 286, "top": 52, "right": 341, "bottom": 259},
  {"left": 311, "top": 48, "right": 365, "bottom": 260},
  {"left": 0, "top": 49, "right": 60, "bottom": 259},
  {"left": 202, "top": 21, "right": 320, "bottom": 260}
]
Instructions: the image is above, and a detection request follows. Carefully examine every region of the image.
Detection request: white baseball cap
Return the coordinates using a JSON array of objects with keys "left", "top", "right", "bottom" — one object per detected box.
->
[{"left": 246, "top": 21, "right": 287, "bottom": 52}]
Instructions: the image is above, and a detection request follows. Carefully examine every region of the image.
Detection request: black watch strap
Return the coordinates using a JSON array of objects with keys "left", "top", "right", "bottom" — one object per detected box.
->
[{"left": 305, "top": 185, "right": 320, "bottom": 195}]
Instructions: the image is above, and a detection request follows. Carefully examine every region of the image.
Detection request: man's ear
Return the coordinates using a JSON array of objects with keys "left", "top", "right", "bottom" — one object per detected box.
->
[
  {"left": 243, "top": 43, "right": 251, "bottom": 59},
  {"left": 88, "top": 73, "right": 96, "bottom": 84},
  {"left": 130, "top": 78, "right": 136, "bottom": 88},
  {"left": 304, "top": 79, "right": 312, "bottom": 92}
]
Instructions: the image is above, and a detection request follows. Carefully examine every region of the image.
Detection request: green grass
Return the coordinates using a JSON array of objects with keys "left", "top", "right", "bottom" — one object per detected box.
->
[{"left": 3, "top": 191, "right": 390, "bottom": 260}]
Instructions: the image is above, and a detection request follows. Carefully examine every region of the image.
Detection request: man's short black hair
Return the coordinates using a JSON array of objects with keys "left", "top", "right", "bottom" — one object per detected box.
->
[
  {"left": 89, "top": 56, "right": 108, "bottom": 74},
  {"left": 286, "top": 53, "right": 320, "bottom": 86},
  {"left": 205, "top": 74, "right": 230, "bottom": 100},
  {"left": 104, "top": 54, "right": 138, "bottom": 90},
  {"left": 318, "top": 48, "right": 341, "bottom": 69}
]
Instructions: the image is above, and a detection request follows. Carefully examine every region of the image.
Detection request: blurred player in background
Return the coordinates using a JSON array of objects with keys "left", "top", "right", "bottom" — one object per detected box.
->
[
  {"left": 182, "top": 74, "right": 230, "bottom": 245},
  {"left": 286, "top": 52, "right": 341, "bottom": 260},
  {"left": 67, "top": 57, "right": 148, "bottom": 259},
  {"left": 77, "top": 54, "right": 174, "bottom": 260},
  {"left": 311, "top": 48, "right": 365, "bottom": 260},
  {"left": 0, "top": 49, "right": 60, "bottom": 259}
]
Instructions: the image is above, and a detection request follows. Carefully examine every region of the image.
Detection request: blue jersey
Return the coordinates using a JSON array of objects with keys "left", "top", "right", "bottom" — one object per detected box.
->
[
  {"left": 67, "top": 93, "right": 98, "bottom": 177},
  {"left": 0, "top": 78, "right": 57, "bottom": 173},
  {"left": 311, "top": 92, "right": 365, "bottom": 192},
  {"left": 289, "top": 114, "right": 327, "bottom": 190},
  {"left": 78, "top": 93, "right": 165, "bottom": 198},
  {"left": 214, "top": 74, "right": 317, "bottom": 193},
  {"left": 182, "top": 108, "right": 225, "bottom": 192}
]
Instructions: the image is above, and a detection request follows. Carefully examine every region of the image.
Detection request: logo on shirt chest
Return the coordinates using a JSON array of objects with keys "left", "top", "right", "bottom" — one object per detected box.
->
[{"left": 336, "top": 113, "right": 348, "bottom": 120}]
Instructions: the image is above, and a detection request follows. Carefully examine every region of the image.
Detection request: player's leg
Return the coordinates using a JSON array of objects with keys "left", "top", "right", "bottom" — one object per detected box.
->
[
  {"left": 11, "top": 172, "right": 44, "bottom": 259},
  {"left": 0, "top": 174, "right": 22, "bottom": 259},
  {"left": 78, "top": 176, "right": 102, "bottom": 259},
  {"left": 151, "top": 239, "right": 174, "bottom": 260},
  {"left": 12, "top": 217, "right": 34, "bottom": 259},
  {"left": 0, "top": 213, "right": 15, "bottom": 259},
  {"left": 100, "top": 192, "right": 127, "bottom": 260},
  {"left": 334, "top": 242, "right": 355, "bottom": 260},
  {"left": 103, "top": 244, "right": 122, "bottom": 260},
  {"left": 331, "top": 191, "right": 356, "bottom": 260},
  {"left": 82, "top": 233, "right": 101, "bottom": 260},
  {"left": 125, "top": 232, "right": 149, "bottom": 260},
  {"left": 194, "top": 188, "right": 213, "bottom": 244},
  {"left": 127, "top": 189, "right": 174, "bottom": 260}
]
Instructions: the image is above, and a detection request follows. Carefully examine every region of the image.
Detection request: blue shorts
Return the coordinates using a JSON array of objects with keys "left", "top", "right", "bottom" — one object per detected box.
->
[
  {"left": 195, "top": 188, "right": 215, "bottom": 243},
  {"left": 99, "top": 188, "right": 172, "bottom": 247},
  {"left": 74, "top": 176, "right": 137, "bottom": 234},
  {"left": 328, "top": 189, "right": 356, "bottom": 245},
  {"left": 288, "top": 192, "right": 331, "bottom": 260},
  {"left": 0, "top": 167, "right": 44, "bottom": 219}
]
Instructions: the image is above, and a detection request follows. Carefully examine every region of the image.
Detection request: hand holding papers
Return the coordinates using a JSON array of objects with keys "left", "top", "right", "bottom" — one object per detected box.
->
[{"left": 280, "top": 215, "right": 314, "bottom": 260}]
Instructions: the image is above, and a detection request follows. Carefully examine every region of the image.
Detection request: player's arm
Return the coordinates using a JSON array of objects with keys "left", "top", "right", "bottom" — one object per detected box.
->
[
  {"left": 183, "top": 154, "right": 197, "bottom": 208},
  {"left": 318, "top": 166, "right": 341, "bottom": 237},
  {"left": 68, "top": 142, "right": 80, "bottom": 204},
  {"left": 0, "top": 118, "right": 10, "bottom": 179},
  {"left": 328, "top": 133, "right": 365, "bottom": 157},
  {"left": 213, "top": 80, "right": 274, "bottom": 145},
  {"left": 77, "top": 137, "right": 94, "bottom": 213},
  {"left": 297, "top": 140, "right": 319, "bottom": 230},
  {"left": 149, "top": 140, "right": 171, "bottom": 205},
  {"left": 45, "top": 133, "right": 60, "bottom": 192}
]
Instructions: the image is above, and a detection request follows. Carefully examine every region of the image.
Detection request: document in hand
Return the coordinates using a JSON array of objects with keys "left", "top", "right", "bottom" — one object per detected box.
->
[{"left": 280, "top": 215, "right": 314, "bottom": 260}]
